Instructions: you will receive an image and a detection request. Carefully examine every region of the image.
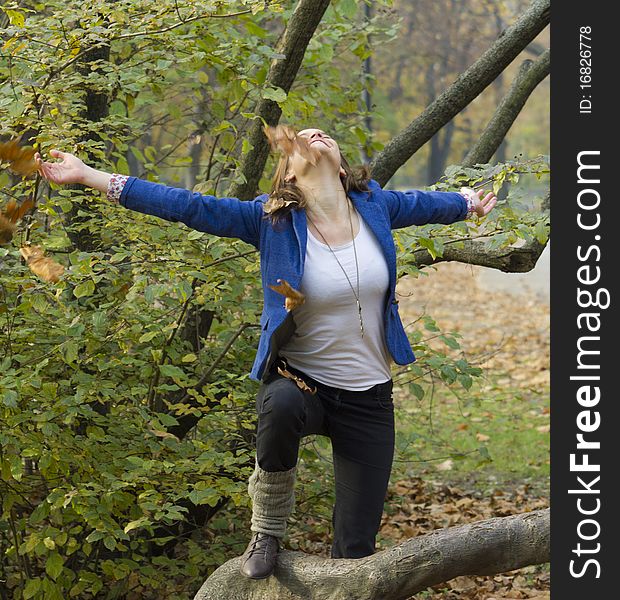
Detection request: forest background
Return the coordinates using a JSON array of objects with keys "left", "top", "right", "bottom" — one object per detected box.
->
[{"left": 0, "top": 1, "right": 549, "bottom": 598}]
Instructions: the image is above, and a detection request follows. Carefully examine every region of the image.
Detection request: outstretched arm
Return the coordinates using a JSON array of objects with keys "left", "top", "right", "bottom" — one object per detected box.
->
[
  {"left": 35, "top": 150, "right": 263, "bottom": 248},
  {"left": 379, "top": 181, "right": 497, "bottom": 229}
]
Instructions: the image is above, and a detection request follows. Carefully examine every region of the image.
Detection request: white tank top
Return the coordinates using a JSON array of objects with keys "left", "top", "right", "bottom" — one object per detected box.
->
[{"left": 279, "top": 210, "right": 392, "bottom": 390}]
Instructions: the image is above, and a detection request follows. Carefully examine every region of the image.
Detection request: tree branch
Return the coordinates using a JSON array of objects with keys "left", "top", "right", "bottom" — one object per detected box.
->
[
  {"left": 194, "top": 509, "right": 550, "bottom": 600},
  {"left": 463, "top": 49, "right": 550, "bottom": 167},
  {"left": 406, "top": 236, "right": 548, "bottom": 273},
  {"left": 370, "top": 0, "right": 550, "bottom": 185},
  {"left": 229, "top": 0, "right": 332, "bottom": 200}
]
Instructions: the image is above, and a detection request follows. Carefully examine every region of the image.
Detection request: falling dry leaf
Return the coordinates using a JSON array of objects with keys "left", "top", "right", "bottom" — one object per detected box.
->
[
  {"left": 0, "top": 197, "right": 35, "bottom": 244},
  {"left": 0, "top": 214, "right": 16, "bottom": 245},
  {"left": 268, "top": 278, "right": 305, "bottom": 311},
  {"left": 536, "top": 425, "right": 550, "bottom": 433},
  {"left": 19, "top": 244, "right": 65, "bottom": 283},
  {"left": 0, "top": 137, "right": 38, "bottom": 176},
  {"left": 263, "top": 124, "right": 320, "bottom": 165},
  {"left": 262, "top": 197, "right": 297, "bottom": 215},
  {"left": 476, "top": 433, "right": 490, "bottom": 442}
]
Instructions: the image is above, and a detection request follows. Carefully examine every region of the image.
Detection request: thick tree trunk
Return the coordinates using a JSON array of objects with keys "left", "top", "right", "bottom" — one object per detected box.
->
[
  {"left": 463, "top": 49, "right": 550, "bottom": 167},
  {"left": 194, "top": 509, "right": 549, "bottom": 600},
  {"left": 65, "top": 42, "right": 111, "bottom": 253},
  {"left": 228, "top": 0, "right": 331, "bottom": 200},
  {"left": 370, "top": 0, "right": 550, "bottom": 186}
]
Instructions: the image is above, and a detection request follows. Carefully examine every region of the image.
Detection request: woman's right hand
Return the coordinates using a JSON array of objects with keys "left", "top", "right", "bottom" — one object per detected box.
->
[{"left": 35, "top": 150, "right": 87, "bottom": 186}]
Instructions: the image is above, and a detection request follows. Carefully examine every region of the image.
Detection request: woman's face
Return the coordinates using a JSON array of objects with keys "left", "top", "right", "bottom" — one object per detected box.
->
[{"left": 285, "top": 128, "right": 344, "bottom": 182}]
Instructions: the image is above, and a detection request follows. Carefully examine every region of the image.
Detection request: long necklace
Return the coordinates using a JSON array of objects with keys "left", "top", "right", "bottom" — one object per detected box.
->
[{"left": 306, "top": 200, "right": 364, "bottom": 338}]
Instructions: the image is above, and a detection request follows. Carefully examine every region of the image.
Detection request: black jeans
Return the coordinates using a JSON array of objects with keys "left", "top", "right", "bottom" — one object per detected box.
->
[{"left": 254, "top": 359, "right": 395, "bottom": 559}]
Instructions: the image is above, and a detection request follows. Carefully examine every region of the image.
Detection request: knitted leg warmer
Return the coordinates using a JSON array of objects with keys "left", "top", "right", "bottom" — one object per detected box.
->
[{"left": 248, "top": 459, "right": 296, "bottom": 539}]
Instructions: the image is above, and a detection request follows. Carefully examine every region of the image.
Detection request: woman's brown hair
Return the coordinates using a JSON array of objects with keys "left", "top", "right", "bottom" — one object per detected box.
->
[{"left": 262, "top": 125, "right": 370, "bottom": 224}]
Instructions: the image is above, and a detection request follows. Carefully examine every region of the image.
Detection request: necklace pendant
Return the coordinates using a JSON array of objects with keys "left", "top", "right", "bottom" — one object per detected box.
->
[{"left": 357, "top": 300, "right": 364, "bottom": 338}]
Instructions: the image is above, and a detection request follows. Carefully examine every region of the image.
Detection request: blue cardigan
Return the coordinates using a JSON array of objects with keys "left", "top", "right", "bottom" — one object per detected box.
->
[{"left": 119, "top": 177, "right": 468, "bottom": 382}]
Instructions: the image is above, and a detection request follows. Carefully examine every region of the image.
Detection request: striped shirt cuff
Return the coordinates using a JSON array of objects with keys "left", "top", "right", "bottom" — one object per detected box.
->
[{"left": 107, "top": 173, "right": 129, "bottom": 204}]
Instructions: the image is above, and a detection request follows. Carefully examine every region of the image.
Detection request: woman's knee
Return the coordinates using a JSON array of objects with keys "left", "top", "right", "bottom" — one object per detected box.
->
[{"left": 257, "top": 378, "right": 306, "bottom": 425}]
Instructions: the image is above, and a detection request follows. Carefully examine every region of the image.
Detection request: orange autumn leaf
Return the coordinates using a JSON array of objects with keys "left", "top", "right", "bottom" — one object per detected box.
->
[
  {"left": 0, "top": 214, "right": 16, "bottom": 245},
  {"left": 263, "top": 124, "right": 320, "bottom": 166},
  {"left": 268, "top": 278, "right": 305, "bottom": 311},
  {"left": 19, "top": 244, "right": 65, "bottom": 283},
  {"left": 0, "top": 137, "right": 38, "bottom": 176},
  {"left": 0, "top": 197, "right": 35, "bottom": 244}
]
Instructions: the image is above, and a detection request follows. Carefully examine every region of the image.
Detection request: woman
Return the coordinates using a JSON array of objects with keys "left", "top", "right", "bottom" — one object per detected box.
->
[{"left": 35, "top": 127, "right": 496, "bottom": 580}]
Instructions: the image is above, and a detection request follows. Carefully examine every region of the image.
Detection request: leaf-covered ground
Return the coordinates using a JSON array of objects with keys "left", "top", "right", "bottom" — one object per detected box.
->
[{"left": 379, "top": 477, "right": 550, "bottom": 599}]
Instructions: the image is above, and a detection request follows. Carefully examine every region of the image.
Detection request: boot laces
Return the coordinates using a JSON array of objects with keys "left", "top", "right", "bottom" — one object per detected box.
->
[{"left": 247, "top": 533, "right": 276, "bottom": 558}]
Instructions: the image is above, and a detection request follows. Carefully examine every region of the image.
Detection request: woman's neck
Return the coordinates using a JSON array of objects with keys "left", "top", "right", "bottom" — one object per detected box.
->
[{"left": 296, "top": 171, "right": 349, "bottom": 224}]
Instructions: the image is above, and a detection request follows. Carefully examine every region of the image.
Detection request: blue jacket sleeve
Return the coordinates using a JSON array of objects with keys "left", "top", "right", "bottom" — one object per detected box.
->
[
  {"left": 119, "top": 177, "right": 264, "bottom": 248},
  {"left": 379, "top": 183, "right": 468, "bottom": 229}
]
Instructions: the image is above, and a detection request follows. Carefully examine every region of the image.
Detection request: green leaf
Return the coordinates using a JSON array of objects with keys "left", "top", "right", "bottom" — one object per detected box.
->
[
  {"left": 2, "top": 390, "right": 18, "bottom": 407},
  {"left": 417, "top": 238, "right": 437, "bottom": 259},
  {"left": 261, "top": 87, "right": 287, "bottom": 103},
  {"left": 103, "top": 536, "right": 117, "bottom": 551},
  {"left": 45, "top": 551, "right": 64, "bottom": 580},
  {"left": 244, "top": 20, "right": 267, "bottom": 37},
  {"left": 29, "top": 502, "right": 50, "bottom": 524},
  {"left": 156, "top": 412, "right": 179, "bottom": 427},
  {"left": 188, "top": 487, "right": 220, "bottom": 506},
  {"left": 440, "top": 365, "right": 457, "bottom": 384},
  {"left": 124, "top": 517, "right": 149, "bottom": 534},
  {"left": 86, "top": 530, "right": 105, "bottom": 543},
  {"left": 458, "top": 374, "right": 473, "bottom": 390},
  {"left": 439, "top": 335, "right": 460, "bottom": 350},
  {"left": 423, "top": 317, "right": 439, "bottom": 332},
  {"left": 534, "top": 220, "right": 549, "bottom": 244},
  {"left": 187, "top": 230, "right": 205, "bottom": 240},
  {"left": 159, "top": 364, "right": 185, "bottom": 378},
  {"left": 116, "top": 156, "right": 129, "bottom": 174},
  {"left": 61, "top": 341, "right": 79, "bottom": 364},
  {"left": 43, "top": 537, "right": 56, "bottom": 550},
  {"left": 408, "top": 383, "right": 424, "bottom": 400},
  {"left": 6, "top": 9, "right": 26, "bottom": 27},
  {"left": 23, "top": 578, "right": 41, "bottom": 599},
  {"left": 8, "top": 455, "right": 23, "bottom": 481},
  {"left": 139, "top": 331, "right": 159, "bottom": 343},
  {"left": 73, "top": 280, "right": 95, "bottom": 298}
]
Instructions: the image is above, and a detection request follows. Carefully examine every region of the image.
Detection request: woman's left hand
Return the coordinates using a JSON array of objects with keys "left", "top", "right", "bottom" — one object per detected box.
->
[{"left": 461, "top": 187, "right": 497, "bottom": 217}]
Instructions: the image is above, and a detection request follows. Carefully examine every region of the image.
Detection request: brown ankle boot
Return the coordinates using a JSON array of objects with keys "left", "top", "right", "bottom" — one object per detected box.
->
[{"left": 240, "top": 532, "right": 279, "bottom": 579}]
